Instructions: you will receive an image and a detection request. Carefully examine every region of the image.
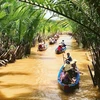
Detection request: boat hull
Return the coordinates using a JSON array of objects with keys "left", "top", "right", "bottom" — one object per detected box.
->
[
  {"left": 55, "top": 47, "right": 66, "bottom": 54},
  {"left": 49, "top": 41, "right": 56, "bottom": 45},
  {"left": 58, "top": 65, "right": 80, "bottom": 92},
  {"left": 38, "top": 44, "right": 47, "bottom": 51}
]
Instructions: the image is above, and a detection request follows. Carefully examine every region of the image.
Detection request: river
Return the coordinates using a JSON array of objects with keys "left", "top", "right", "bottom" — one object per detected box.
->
[{"left": 0, "top": 35, "right": 100, "bottom": 100}]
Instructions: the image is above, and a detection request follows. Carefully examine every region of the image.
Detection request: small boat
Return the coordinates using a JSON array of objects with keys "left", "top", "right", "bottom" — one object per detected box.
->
[
  {"left": 49, "top": 37, "right": 57, "bottom": 45},
  {"left": 54, "top": 34, "right": 59, "bottom": 40},
  {"left": 49, "top": 40, "right": 56, "bottom": 45},
  {"left": 38, "top": 43, "right": 47, "bottom": 51},
  {"left": 55, "top": 45, "right": 66, "bottom": 54},
  {"left": 58, "top": 65, "right": 80, "bottom": 92}
]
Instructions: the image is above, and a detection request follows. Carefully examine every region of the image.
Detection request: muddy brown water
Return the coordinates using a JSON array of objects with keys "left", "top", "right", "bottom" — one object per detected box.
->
[{"left": 0, "top": 35, "right": 100, "bottom": 100}]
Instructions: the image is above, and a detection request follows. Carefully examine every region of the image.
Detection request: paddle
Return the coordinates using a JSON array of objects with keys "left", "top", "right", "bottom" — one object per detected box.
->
[
  {"left": 62, "top": 52, "right": 66, "bottom": 64},
  {"left": 62, "top": 54, "right": 65, "bottom": 64}
]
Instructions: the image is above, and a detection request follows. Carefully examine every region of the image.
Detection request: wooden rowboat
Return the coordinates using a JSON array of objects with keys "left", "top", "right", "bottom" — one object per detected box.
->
[
  {"left": 38, "top": 44, "right": 47, "bottom": 51},
  {"left": 58, "top": 65, "right": 80, "bottom": 92},
  {"left": 49, "top": 40, "right": 56, "bottom": 45},
  {"left": 55, "top": 46, "right": 66, "bottom": 54}
]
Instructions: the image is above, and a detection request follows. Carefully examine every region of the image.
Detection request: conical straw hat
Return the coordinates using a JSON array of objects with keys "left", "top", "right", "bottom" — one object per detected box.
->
[
  {"left": 64, "top": 63, "right": 72, "bottom": 71},
  {"left": 70, "top": 59, "right": 77, "bottom": 64}
]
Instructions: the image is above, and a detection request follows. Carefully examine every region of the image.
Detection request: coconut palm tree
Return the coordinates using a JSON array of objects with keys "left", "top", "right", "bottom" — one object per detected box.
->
[{"left": 18, "top": 0, "right": 100, "bottom": 88}]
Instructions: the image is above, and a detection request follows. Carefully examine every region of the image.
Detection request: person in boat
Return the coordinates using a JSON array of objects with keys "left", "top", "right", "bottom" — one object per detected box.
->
[
  {"left": 54, "top": 34, "right": 58, "bottom": 41},
  {"left": 64, "top": 53, "right": 72, "bottom": 64},
  {"left": 52, "top": 37, "right": 56, "bottom": 42},
  {"left": 71, "top": 60, "right": 83, "bottom": 75},
  {"left": 61, "top": 40, "right": 66, "bottom": 47},
  {"left": 60, "top": 64, "right": 75, "bottom": 84},
  {"left": 71, "top": 60, "right": 79, "bottom": 72},
  {"left": 69, "top": 59, "right": 80, "bottom": 78},
  {"left": 38, "top": 43, "right": 43, "bottom": 49},
  {"left": 62, "top": 71, "right": 72, "bottom": 84},
  {"left": 60, "top": 67, "right": 65, "bottom": 82},
  {"left": 57, "top": 44, "right": 62, "bottom": 51},
  {"left": 60, "top": 68, "right": 72, "bottom": 84},
  {"left": 49, "top": 38, "right": 52, "bottom": 42},
  {"left": 38, "top": 40, "right": 45, "bottom": 49},
  {"left": 49, "top": 37, "right": 55, "bottom": 43}
]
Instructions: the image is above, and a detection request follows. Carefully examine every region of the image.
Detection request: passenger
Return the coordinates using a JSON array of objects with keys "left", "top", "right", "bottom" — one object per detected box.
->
[
  {"left": 61, "top": 64, "right": 74, "bottom": 84},
  {"left": 52, "top": 37, "right": 56, "bottom": 42},
  {"left": 61, "top": 40, "right": 66, "bottom": 47},
  {"left": 49, "top": 37, "right": 55, "bottom": 43},
  {"left": 70, "top": 59, "right": 80, "bottom": 77},
  {"left": 39, "top": 41, "right": 45, "bottom": 49},
  {"left": 38, "top": 43, "right": 42, "bottom": 48},
  {"left": 72, "top": 60, "right": 83, "bottom": 75},
  {"left": 71, "top": 60, "right": 78, "bottom": 72},
  {"left": 54, "top": 34, "right": 57, "bottom": 38},
  {"left": 54, "top": 35, "right": 58, "bottom": 41},
  {"left": 64, "top": 53, "right": 72, "bottom": 64},
  {"left": 58, "top": 44, "right": 62, "bottom": 51},
  {"left": 49, "top": 38, "right": 52, "bottom": 42},
  {"left": 60, "top": 67, "right": 65, "bottom": 82},
  {"left": 62, "top": 71, "right": 73, "bottom": 84}
]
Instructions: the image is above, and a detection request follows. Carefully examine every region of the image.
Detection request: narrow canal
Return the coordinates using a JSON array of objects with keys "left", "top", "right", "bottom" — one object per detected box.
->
[{"left": 0, "top": 35, "right": 100, "bottom": 100}]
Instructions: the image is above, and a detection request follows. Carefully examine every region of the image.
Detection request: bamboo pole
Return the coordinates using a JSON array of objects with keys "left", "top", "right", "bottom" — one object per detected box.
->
[{"left": 88, "top": 65, "right": 97, "bottom": 86}]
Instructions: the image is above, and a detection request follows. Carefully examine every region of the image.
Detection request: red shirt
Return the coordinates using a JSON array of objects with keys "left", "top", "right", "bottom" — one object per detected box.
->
[{"left": 58, "top": 46, "right": 62, "bottom": 51}]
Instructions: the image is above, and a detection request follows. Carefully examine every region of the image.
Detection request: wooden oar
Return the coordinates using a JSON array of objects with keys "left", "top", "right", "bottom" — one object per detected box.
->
[
  {"left": 62, "top": 54, "right": 65, "bottom": 64},
  {"left": 62, "top": 53, "right": 67, "bottom": 64}
]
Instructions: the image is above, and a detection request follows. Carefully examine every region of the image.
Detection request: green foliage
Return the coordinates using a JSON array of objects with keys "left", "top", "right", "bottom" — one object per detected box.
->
[
  {"left": 19, "top": 0, "right": 100, "bottom": 38},
  {"left": 1, "top": 0, "right": 100, "bottom": 48},
  {"left": 0, "top": 0, "right": 46, "bottom": 45}
]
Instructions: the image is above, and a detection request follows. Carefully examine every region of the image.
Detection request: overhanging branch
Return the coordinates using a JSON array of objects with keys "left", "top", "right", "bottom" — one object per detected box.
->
[{"left": 18, "top": 0, "right": 100, "bottom": 38}]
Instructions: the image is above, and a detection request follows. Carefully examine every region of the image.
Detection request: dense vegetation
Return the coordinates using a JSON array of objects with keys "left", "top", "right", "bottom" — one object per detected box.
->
[
  {"left": 0, "top": 0, "right": 67, "bottom": 59},
  {"left": 17, "top": 0, "right": 100, "bottom": 89},
  {"left": 0, "top": 0, "right": 100, "bottom": 89}
]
